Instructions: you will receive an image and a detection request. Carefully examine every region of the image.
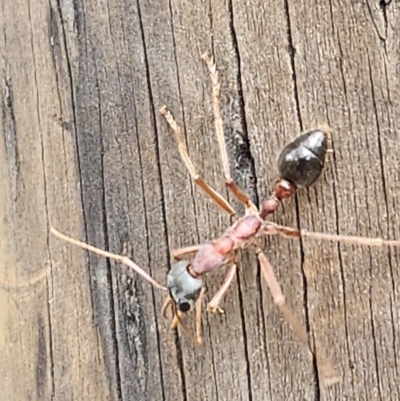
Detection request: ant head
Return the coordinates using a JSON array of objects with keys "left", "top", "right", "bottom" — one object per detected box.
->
[{"left": 167, "top": 260, "right": 203, "bottom": 313}]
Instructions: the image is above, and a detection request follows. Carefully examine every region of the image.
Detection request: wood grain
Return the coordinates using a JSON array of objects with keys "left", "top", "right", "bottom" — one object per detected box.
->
[{"left": 1, "top": 0, "right": 399, "bottom": 400}]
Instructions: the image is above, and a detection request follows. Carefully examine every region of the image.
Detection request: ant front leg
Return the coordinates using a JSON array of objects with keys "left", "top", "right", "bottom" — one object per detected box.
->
[
  {"left": 201, "top": 52, "right": 258, "bottom": 214},
  {"left": 207, "top": 263, "right": 237, "bottom": 315},
  {"left": 171, "top": 245, "right": 203, "bottom": 261}
]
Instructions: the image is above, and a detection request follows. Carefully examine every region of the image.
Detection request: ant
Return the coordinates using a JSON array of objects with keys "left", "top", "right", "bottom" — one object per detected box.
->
[{"left": 51, "top": 51, "right": 400, "bottom": 387}]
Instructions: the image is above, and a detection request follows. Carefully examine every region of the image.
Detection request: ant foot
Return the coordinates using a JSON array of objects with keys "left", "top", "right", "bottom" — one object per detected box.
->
[{"left": 207, "top": 303, "right": 225, "bottom": 314}]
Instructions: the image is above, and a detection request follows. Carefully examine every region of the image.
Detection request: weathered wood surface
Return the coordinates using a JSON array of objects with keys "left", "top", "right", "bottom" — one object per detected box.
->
[{"left": 1, "top": 0, "right": 399, "bottom": 400}]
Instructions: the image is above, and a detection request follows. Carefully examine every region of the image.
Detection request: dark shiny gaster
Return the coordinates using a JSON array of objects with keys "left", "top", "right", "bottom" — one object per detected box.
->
[{"left": 277, "top": 129, "right": 328, "bottom": 189}]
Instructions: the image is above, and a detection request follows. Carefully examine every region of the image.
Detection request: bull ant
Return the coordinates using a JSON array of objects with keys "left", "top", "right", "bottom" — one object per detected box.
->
[{"left": 51, "top": 52, "right": 400, "bottom": 386}]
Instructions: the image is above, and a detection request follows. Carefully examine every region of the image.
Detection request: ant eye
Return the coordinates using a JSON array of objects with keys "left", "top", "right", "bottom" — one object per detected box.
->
[{"left": 177, "top": 299, "right": 191, "bottom": 312}]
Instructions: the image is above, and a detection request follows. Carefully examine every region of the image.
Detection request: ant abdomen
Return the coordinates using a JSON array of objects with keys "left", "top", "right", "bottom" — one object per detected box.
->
[{"left": 277, "top": 129, "right": 328, "bottom": 189}]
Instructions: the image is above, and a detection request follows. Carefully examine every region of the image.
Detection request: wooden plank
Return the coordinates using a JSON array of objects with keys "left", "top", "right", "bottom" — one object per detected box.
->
[
  {"left": 227, "top": 1, "right": 317, "bottom": 399},
  {"left": 0, "top": 0, "right": 113, "bottom": 400},
  {"left": 286, "top": 1, "right": 400, "bottom": 399},
  {"left": 1, "top": 0, "right": 399, "bottom": 400}
]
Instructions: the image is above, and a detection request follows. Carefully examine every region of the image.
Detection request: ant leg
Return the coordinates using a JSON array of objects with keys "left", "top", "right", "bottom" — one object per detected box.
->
[
  {"left": 207, "top": 263, "right": 237, "bottom": 314},
  {"left": 256, "top": 249, "right": 306, "bottom": 341},
  {"left": 256, "top": 249, "right": 340, "bottom": 386},
  {"left": 170, "top": 310, "right": 181, "bottom": 330},
  {"left": 162, "top": 295, "right": 174, "bottom": 319},
  {"left": 51, "top": 227, "right": 167, "bottom": 291},
  {"left": 300, "top": 229, "right": 400, "bottom": 247},
  {"left": 171, "top": 245, "right": 203, "bottom": 261},
  {"left": 265, "top": 222, "right": 400, "bottom": 247},
  {"left": 201, "top": 52, "right": 257, "bottom": 213},
  {"left": 195, "top": 287, "right": 207, "bottom": 345},
  {"left": 160, "top": 106, "right": 237, "bottom": 219},
  {"left": 165, "top": 299, "right": 186, "bottom": 333}
]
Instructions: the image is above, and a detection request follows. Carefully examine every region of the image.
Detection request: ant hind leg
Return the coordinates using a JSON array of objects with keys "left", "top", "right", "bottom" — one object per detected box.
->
[
  {"left": 256, "top": 248, "right": 340, "bottom": 386},
  {"left": 265, "top": 222, "right": 400, "bottom": 248}
]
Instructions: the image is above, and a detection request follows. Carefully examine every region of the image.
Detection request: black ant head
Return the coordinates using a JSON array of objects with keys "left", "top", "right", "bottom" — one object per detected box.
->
[{"left": 167, "top": 260, "right": 203, "bottom": 313}]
